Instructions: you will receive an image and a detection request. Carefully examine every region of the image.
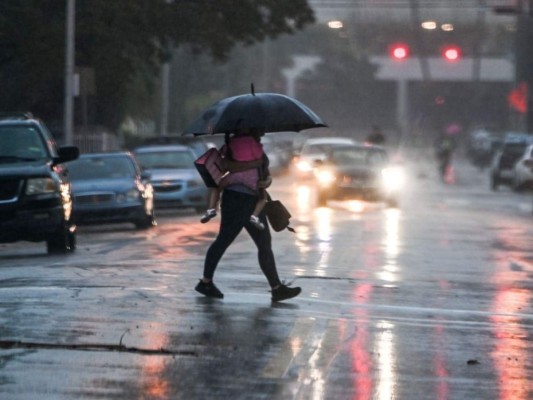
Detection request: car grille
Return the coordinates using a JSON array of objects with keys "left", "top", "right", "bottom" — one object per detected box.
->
[
  {"left": 153, "top": 182, "right": 183, "bottom": 193},
  {"left": 0, "top": 178, "right": 22, "bottom": 202},
  {"left": 75, "top": 193, "right": 115, "bottom": 205},
  {"left": 341, "top": 171, "right": 373, "bottom": 185}
]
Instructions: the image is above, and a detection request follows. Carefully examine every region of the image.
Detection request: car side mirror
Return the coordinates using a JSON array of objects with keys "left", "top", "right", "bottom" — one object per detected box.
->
[
  {"left": 57, "top": 146, "right": 79, "bottom": 163},
  {"left": 141, "top": 171, "right": 151, "bottom": 181}
]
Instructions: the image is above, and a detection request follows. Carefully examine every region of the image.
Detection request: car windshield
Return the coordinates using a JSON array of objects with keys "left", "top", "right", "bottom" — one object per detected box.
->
[
  {"left": 302, "top": 143, "right": 349, "bottom": 156},
  {"left": 330, "top": 148, "right": 388, "bottom": 167},
  {"left": 501, "top": 143, "right": 527, "bottom": 161},
  {"left": 0, "top": 126, "right": 47, "bottom": 162},
  {"left": 68, "top": 156, "right": 136, "bottom": 180},
  {"left": 135, "top": 150, "right": 194, "bottom": 169}
]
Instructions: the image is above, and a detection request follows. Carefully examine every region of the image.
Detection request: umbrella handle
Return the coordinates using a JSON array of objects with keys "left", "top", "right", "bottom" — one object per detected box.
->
[{"left": 251, "top": 83, "right": 255, "bottom": 96}]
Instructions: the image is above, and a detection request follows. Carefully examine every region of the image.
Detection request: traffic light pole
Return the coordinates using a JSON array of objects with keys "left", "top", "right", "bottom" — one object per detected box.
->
[
  {"left": 496, "top": 0, "right": 533, "bottom": 134},
  {"left": 63, "top": 0, "right": 75, "bottom": 145},
  {"left": 518, "top": 13, "right": 533, "bottom": 134}
]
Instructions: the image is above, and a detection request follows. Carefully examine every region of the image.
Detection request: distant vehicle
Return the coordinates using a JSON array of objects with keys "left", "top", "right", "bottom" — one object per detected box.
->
[
  {"left": 142, "top": 135, "right": 210, "bottom": 157},
  {"left": 0, "top": 113, "right": 79, "bottom": 254},
  {"left": 134, "top": 145, "right": 209, "bottom": 211},
  {"left": 67, "top": 152, "right": 155, "bottom": 229},
  {"left": 294, "top": 136, "right": 356, "bottom": 179},
  {"left": 313, "top": 144, "right": 404, "bottom": 207},
  {"left": 490, "top": 133, "right": 533, "bottom": 191},
  {"left": 512, "top": 143, "right": 533, "bottom": 191},
  {"left": 467, "top": 129, "right": 493, "bottom": 169}
]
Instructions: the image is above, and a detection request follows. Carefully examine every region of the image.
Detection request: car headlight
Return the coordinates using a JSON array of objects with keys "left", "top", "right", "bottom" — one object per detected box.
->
[
  {"left": 25, "top": 177, "right": 57, "bottom": 195},
  {"left": 315, "top": 169, "right": 336, "bottom": 186},
  {"left": 381, "top": 166, "right": 405, "bottom": 190},
  {"left": 117, "top": 189, "right": 141, "bottom": 203},
  {"left": 296, "top": 160, "right": 313, "bottom": 172}
]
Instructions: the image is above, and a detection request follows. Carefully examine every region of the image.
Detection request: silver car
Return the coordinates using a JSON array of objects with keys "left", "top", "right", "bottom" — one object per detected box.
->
[
  {"left": 134, "top": 145, "right": 209, "bottom": 211},
  {"left": 512, "top": 144, "right": 533, "bottom": 191}
]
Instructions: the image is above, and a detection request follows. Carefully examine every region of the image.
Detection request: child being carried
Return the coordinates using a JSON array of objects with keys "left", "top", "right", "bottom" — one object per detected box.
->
[{"left": 200, "top": 131, "right": 267, "bottom": 230}]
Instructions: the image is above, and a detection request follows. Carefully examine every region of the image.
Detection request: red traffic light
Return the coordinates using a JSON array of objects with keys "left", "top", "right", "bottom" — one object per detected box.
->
[
  {"left": 389, "top": 43, "right": 409, "bottom": 60},
  {"left": 442, "top": 45, "right": 461, "bottom": 62}
]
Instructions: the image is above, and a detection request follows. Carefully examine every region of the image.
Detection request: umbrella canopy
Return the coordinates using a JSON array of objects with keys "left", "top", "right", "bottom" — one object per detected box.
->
[{"left": 183, "top": 92, "right": 327, "bottom": 135}]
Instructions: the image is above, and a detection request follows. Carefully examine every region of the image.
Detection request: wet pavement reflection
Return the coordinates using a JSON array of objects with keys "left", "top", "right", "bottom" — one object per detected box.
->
[{"left": 1, "top": 159, "right": 532, "bottom": 399}]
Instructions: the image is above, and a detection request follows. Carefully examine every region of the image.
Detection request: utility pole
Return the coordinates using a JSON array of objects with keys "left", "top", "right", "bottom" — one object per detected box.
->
[
  {"left": 64, "top": 0, "right": 75, "bottom": 145},
  {"left": 516, "top": 3, "right": 533, "bottom": 134},
  {"left": 495, "top": 0, "right": 533, "bottom": 134}
]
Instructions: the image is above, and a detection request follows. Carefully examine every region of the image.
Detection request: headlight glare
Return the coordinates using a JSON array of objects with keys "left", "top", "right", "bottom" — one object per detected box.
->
[
  {"left": 315, "top": 169, "right": 336, "bottom": 186},
  {"left": 381, "top": 166, "right": 405, "bottom": 190},
  {"left": 297, "top": 160, "right": 313, "bottom": 172}
]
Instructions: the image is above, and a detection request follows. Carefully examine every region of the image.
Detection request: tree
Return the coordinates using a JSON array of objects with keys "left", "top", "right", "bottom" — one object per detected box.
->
[{"left": 0, "top": 0, "right": 314, "bottom": 131}]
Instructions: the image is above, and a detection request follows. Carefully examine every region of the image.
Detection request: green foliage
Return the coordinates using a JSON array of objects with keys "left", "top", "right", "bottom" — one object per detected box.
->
[{"left": 0, "top": 0, "right": 314, "bottom": 130}]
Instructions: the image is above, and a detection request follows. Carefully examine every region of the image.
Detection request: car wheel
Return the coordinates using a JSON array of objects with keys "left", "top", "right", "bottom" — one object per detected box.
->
[
  {"left": 490, "top": 174, "right": 500, "bottom": 191},
  {"left": 47, "top": 224, "right": 76, "bottom": 254},
  {"left": 134, "top": 212, "right": 156, "bottom": 230},
  {"left": 512, "top": 173, "right": 524, "bottom": 192}
]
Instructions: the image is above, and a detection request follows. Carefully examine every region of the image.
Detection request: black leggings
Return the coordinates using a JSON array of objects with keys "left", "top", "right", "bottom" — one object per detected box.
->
[{"left": 203, "top": 189, "right": 282, "bottom": 288}]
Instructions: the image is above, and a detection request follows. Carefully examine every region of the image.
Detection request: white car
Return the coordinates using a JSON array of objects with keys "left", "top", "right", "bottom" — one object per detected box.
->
[
  {"left": 293, "top": 136, "right": 356, "bottom": 179},
  {"left": 512, "top": 144, "right": 533, "bottom": 191}
]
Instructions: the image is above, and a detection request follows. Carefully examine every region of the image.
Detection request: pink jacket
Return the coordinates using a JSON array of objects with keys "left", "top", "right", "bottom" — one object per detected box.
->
[
  {"left": 221, "top": 135, "right": 263, "bottom": 190},
  {"left": 228, "top": 135, "right": 263, "bottom": 161}
]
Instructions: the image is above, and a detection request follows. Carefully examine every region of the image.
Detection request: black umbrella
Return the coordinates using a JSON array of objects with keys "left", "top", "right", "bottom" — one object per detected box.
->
[{"left": 183, "top": 86, "right": 326, "bottom": 135}]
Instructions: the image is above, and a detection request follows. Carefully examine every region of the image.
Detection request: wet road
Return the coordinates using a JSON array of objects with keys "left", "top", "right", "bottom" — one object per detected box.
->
[{"left": 1, "top": 156, "right": 532, "bottom": 399}]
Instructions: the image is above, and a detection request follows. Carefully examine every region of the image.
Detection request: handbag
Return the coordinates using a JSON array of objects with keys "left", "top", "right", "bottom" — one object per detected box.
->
[
  {"left": 264, "top": 194, "right": 295, "bottom": 233},
  {"left": 194, "top": 148, "right": 226, "bottom": 188}
]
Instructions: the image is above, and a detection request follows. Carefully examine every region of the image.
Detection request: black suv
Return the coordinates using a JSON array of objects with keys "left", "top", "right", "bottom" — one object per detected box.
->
[{"left": 0, "top": 113, "right": 79, "bottom": 253}]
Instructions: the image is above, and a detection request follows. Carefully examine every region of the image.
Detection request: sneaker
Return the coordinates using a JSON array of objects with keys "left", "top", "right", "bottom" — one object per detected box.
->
[
  {"left": 249, "top": 215, "right": 265, "bottom": 230},
  {"left": 271, "top": 284, "right": 301, "bottom": 302},
  {"left": 195, "top": 280, "right": 224, "bottom": 299},
  {"left": 200, "top": 209, "right": 217, "bottom": 224}
]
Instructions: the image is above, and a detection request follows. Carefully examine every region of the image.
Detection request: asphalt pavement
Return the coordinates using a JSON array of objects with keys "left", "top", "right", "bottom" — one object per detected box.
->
[{"left": 1, "top": 154, "right": 532, "bottom": 399}]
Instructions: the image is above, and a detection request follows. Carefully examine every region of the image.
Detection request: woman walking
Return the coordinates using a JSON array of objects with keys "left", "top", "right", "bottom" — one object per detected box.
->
[{"left": 195, "top": 128, "right": 301, "bottom": 302}]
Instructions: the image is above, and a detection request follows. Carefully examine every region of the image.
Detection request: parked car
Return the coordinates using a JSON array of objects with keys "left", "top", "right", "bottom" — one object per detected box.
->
[
  {"left": 512, "top": 143, "right": 533, "bottom": 191},
  {"left": 490, "top": 133, "right": 533, "bottom": 191},
  {"left": 313, "top": 144, "right": 404, "bottom": 207},
  {"left": 67, "top": 152, "right": 155, "bottom": 229},
  {"left": 0, "top": 113, "right": 79, "bottom": 253},
  {"left": 134, "top": 145, "right": 209, "bottom": 211},
  {"left": 294, "top": 136, "right": 357, "bottom": 179}
]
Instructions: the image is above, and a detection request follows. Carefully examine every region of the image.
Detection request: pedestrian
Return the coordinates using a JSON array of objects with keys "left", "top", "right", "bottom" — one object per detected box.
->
[
  {"left": 435, "top": 133, "right": 455, "bottom": 182},
  {"left": 195, "top": 128, "right": 302, "bottom": 302},
  {"left": 200, "top": 130, "right": 267, "bottom": 230},
  {"left": 365, "top": 125, "right": 386, "bottom": 145}
]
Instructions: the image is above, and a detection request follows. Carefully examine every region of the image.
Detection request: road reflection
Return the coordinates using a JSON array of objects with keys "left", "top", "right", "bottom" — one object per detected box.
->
[
  {"left": 490, "top": 257, "right": 531, "bottom": 400},
  {"left": 377, "top": 208, "right": 401, "bottom": 284},
  {"left": 138, "top": 324, "right": 171, "bottom": 399},
  {"left": 351, "top": 283, "right": 373, "bottom": 400}
]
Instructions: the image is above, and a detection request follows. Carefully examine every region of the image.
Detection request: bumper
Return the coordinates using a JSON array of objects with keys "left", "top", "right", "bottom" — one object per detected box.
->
[
  {"left": 73, "top": 203, "right": 148, "bottom": 225},
  {"left": 152, "top": 186, "right": 208, "bottom": 209},
  {"left": 0, "top": 203, "right": 67, "bottom": 243},
  {"left": 330, "top": 186, "right": 383, "bottom": 201}
]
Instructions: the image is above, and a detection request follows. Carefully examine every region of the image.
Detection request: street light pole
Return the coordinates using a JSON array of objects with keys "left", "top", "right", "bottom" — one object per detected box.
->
[
  {"left": 495, "top": 0, "right": 533, "bottom": 134},
  {"left": 64, "top": 0, "right": 75, "bottom": 145}
]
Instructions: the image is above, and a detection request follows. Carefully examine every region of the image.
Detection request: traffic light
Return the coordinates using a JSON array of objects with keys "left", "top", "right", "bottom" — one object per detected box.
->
[
  {"left": 442, "top": 45, "right": 461, "bottom": 62},
  {"left": 389, "top": 43, "right": 409, "bottom": 60}
]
